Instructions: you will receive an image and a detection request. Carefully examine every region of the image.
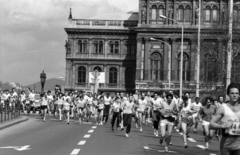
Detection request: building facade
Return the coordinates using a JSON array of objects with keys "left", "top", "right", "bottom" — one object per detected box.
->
[{"left": 64, "top": 0, "right": 240, "bottom": 94}]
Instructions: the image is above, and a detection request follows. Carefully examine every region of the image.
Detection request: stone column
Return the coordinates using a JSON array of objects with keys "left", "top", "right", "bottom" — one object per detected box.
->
[
  {"left": 120, "top": 39, "right": 124, "bottom": 57},
  {"left": 144, "top": 38, "right": 150, "bottom": 80},
  {"left": 165, "top": 0, "right": 169, "bottom": 25},
  {"left": 193, "top": 0, "right": 196, "bottom": 25},
  {"left": 163, "top": 38, "right": 169, "bottom": 81},
  {"left": 220, "top": 0, "right": 223, "bottom": 26},
  {"left": 146, "top": 0, "right": 150, "bottom": 24},
  {"left": 69, "top": 61, "right": 73, "bottom": 88},
  {"left": 138, "top": 0, "right": 142, "bottom": 25},
  {"left": 72, "top": 63, "right": 76, "bottom": 89},
  {"left": 173, "top": 0, "right": 177, "bottom": 23},
  {"left": 171, "top": 39, "right": 178, "bottom": 82},
  {"left": 136, "top": 38, "right": 143, "bottom": 80},
  {"left": 89, "top": 39, "right": 92, "bottom": 58},
  {"left": 119, "top": 66, "right": 123, "bottom": 89},
  {"left": 73, "top": 39, "right": 77, "bottom": 58},
  {"left": 191, "top": 39, "right": 197, "bottom": 82},
  {"left": 65, "top": 60, "right": 70, "bottom": 88},
  {"left": 104, "top": 39, "right": 108, "bottom": 58}
]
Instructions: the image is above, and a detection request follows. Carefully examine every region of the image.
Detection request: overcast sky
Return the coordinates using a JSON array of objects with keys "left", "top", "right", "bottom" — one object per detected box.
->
[{"left": 0, "top": 0, "right": 138, "bottom": 86}]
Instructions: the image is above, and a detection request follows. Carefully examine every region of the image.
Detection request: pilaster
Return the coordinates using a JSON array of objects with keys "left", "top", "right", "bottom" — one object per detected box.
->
[
  {"left": 163, "top": 38, "right": 169, "bottom": 81},
  {"left": 104, "top": 39, "right": 108, "bottom": 58},
  {"left": 147, "top": 0, "right": 150, "bottom": 24},
  {"left": 119, "top": 66, "right": 123, "bottom": 88},
  {"left": 136, "top": 38, "right": 143, "bottom": 80},
  {"left": 138, "top": 0, "right": 142, "bottom": 25},
  {"left": 173, "top": 0, "right": 177, "bottom": 23},
  {"left": 103, "top": 65, "right": 107, "bottom": 88},
  {"left": 72, "top": 64, "right": 76, "bottom": 88},
  {"left": 220, "top": 0, "right": 223, "bottom": 26},
  {"left": 144, "top": 38, "right": 150, "bottom": 80},
  {"left": 120, "top": 39, "right": 124, "bottom": 57},
  {"left": 193, "top": 0, "right": 196, "bottom": 25},
  {"left": 89, "top": 39, "right": 92, "bottom": 58},
  {"left": 166, "top": 0, "right": 169, "bottom": 25},
  {"left": 171, "top": 39, "right": 178, "bottom": 81},
  {"left": 87, "top": 65, "right": 91, "bottom": 88},
  {"left": 191, "top": 39, "right": 197, "bottom": 82}
]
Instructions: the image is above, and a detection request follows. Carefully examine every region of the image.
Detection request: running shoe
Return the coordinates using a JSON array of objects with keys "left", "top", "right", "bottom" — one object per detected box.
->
[
  {"left": 121, "top": 128, "right": 124, "bottom": 131},
  {"left": 194, "top": 129, "right": 197, "bottom": 133},
  {"left": 165, "top": 146, "right": 169, "bottom": 152},
  {"left": 169, "top": 142, "right": 172, "bottom": 145},
  {"left": 205, "top": 142, "right": 209, "bottom": 150},
  {"left": 125, "top": 133, "right": 129, "bottom": 138},
  {"left": 67, "top": 122, "right": 70, "bottom": 125},
  {"left": 140, "top": 128, "right": 143, "bottom": 132},
  {"left": 159, "top": 137, "right": 164, "bottom": 144},
  {"left": 135, "top": 123, "right": 139, "bottom": 128},
  {"left": 184, "top": 143, "right": 188, "bottom": 148}
]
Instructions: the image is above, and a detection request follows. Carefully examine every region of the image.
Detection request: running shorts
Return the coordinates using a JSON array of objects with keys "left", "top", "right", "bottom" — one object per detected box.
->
[
  {"left": 160, "top": 119, "right": 174, "bottom": 126},
  {"left": 202, "top": 120, "right": 210, "bottom": 126}
]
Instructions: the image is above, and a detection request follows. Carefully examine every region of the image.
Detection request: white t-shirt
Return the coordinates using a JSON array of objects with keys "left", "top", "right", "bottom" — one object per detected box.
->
[
  {"left": 137, "top": 99, "right": 147, "bottom": 112},
  {"left": 41, "top": 97, "right": 48, "bottom": 106},
  {"left": 3, "top": 94, "right": 10, "bottom": 101},
  {"left": 47, "top": 95, "right": 53, "bottom": 102},
  {"left": 20, "top": 94, "right": 26, "bottom": 102},
  {"left": 29, "top": 93, "right": 35, "bottom": 101},
  {"left": 104, "top": 96, "right": 112, "bottom": 105},
  {"left": 152, "top": 98, "right": 161, "bottom": 111},
  {"left": 112, "top": 102, "right": 121, "bottom": 112},
  {"left": 123, "top": 101, "right": 134, "bottom": 114},
  {"left": 63, "top": 96, "right": 71, "bottom": 102}
]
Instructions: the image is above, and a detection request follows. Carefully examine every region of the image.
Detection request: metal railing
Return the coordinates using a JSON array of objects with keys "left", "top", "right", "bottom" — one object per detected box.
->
[{"left": 0, "top": 100, "right": 21, "bottom": 123}]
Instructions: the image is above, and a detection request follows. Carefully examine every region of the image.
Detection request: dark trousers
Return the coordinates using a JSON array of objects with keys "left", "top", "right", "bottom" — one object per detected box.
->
[
  {"left": 123, "top": 114, "right": 132, "bottom": 134},
  {"left": 152, "top": 110, "right": 160, "bottom": 130},
  {"left": 102, "top": 105, "right": 110, "bottom": 123},
  {"left": 111, "top": 112, "right": 120, "bottom": 128}
]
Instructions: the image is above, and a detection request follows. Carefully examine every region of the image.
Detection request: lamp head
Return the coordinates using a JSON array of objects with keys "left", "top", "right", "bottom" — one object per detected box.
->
[
  {"left": 159, "top": 15, "right": 166, "bottom": 19},
  {"left": 150, "top": 38, "right": 156, "bottom": 41},
  {"left": 40, "top": 70, "right": 47, "bottom": 83}
]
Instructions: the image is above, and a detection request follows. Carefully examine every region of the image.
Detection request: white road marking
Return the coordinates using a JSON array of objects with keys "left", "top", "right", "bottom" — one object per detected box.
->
[
  {"left": 92, "top": 126, "right": 97, "bottom": 129},
  {"left": 71, "top": 149, "right": 80, "bottom": 155},
  {"left": 176, "top": 129, "right": 179, "bottom": 132},
  {"left": 84, "top": 134, "right": 91, "bottom": 138},
  {"left": 188, "top": 138, "right": 197, "bottom": 142},
  {"left": 82, "top": 122, "right": 92, "bottom": 124},
  {"left": 179, "top": 132, "right": 183, "bottom": 135},
  {"left": 88, "top": 130, "right": 94, "bottom": 133},
  {"left": 143, "top": 146, "right": 177, "bottom": 153},
  {"left": 0, "top": 145, "right": 31, "bottom": 151},
  {"left": 197, "top": 145, "right": 206, "bottom": 150},
  {"left": 210, "top": 154, "right": 216, "bottom": 155},
  {"left": 78, "top": 141, "right": 86, "bottom": 145}
]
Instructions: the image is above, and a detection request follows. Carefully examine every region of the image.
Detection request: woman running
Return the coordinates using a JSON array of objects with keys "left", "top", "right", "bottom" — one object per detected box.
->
[
  {"left": 159, "top": 93, "right": 178, "bottom": 152},
  {"left": 102, "top": 93, "right": 112, "bottom": 124},
  {"left": 210, "top": 83, "right": 240, "bottom": 155},
  {"left": 198, "top": 97, "right": 217, "bottom": 150},
  {"left": 41, "top": 93, "right": 48, "bottom": 122},
  {"left": 179, "top": 96, "right": 194, "bottom": 148},
  {"left": 122, "top": 95, "right": 135, "bottom": 137},
  {"left": 96, "top": 96, "right": 104, "bottom": 125},
  {"left": 111, "top": 97, "right": 121, "bottom": 131},
  {"left": 136, "top": 93, "right": 148, "bottom": 132},
  {"left": 58, "top": 93, "right": 64, "bottom": 122},
  {"left": 191, "top": 97, "right": 202, "bottom": 133}
]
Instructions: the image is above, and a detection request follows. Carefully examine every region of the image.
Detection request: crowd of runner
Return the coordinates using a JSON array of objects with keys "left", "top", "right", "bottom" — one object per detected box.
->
[{"left": 0, "top": 82, "right": 240, "bottom": 155}]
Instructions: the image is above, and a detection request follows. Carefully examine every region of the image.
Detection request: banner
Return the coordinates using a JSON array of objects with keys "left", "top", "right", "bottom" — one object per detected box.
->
[{"left": 89, "top": 72, "right": 105, "bottom": 84}]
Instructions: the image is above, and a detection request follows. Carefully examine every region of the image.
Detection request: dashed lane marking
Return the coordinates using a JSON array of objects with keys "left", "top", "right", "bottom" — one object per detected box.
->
[
  {"left": 92, "top": 126, "right": 97, "bottom": 129},
  {"left": 210, "top": 154, "right": 216, "bottom": 155},
  {"left": 197, "top": 145, "right": 206, "bottom": 150},
  {"left": 188, "top": 138, "right": 197, "bottom": 142},
  {"left": 88, "top": 130, "right": 94, "bottom": 133},
  {"left": 84, "top": 134, "right": 91, "bottom": 138},
  {"left": 78, "top": 141, "right": 86, "bottom": 145},
  {"left": 143, "top": 146, "right": 177, "bottom": 153},
  {"left": 70, "top": 149, "right": 80, "bottom": 155}
]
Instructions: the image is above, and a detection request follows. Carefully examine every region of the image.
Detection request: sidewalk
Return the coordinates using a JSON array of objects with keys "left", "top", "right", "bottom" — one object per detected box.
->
[{"left": 0, "top": 116, "right": 29, "bottom": 130}]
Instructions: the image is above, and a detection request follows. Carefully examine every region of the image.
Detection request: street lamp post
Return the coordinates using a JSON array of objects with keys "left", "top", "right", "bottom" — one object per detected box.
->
[
  {"left": 150, "top": 38, "right": 171, "bottom": 90},
  {"left": 160, "top": 15, "right": 184, "bottom": 98},
  {"left": 40, "top": 71, "right": 47, "bottom": 94}
]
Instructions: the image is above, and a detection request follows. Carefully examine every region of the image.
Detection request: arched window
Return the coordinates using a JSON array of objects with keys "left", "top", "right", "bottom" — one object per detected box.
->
[
  {"left": 115, "top": 41, "right": 119, "bottom": 54},
  {"left": 205, "top": 6, "right": 211, "bottom": 21},
  {"left": 94, "top": 66, "right": 102, "bottom": 72},
  {"left": 93, "top": 41, "right": 103, "bottom": 53},
  {"left": 158, "top": 5, "right": 165, "bottom": 24},
  {"left": 177, "top": 53, "right": 190, "bottom": 81},
  {"left": 212, "top": 6, "right": 219, "bottom": 21},
  {"left": 151, "top": 5, "right": 157, "bottom": 20},
  {"left": 178, "top": 5, "right": 184, "bottom": 21},
  {"left": 184, "top": 5, "right": 191, "bottom": 22},
  {"left": 204, "top": 54, "right": 217, "bottom": 82},
  {"left": 78, "top": 66, "right": 86, "bottom": 83},
  {"left": 109, "top": 67, "right": 118, "bottom": 84},
  {"left": 150, "top": 52, "right": 163, "bottom": 80},
  {"left": 109, "top": 41, "right": 119, "bottom": 54}
]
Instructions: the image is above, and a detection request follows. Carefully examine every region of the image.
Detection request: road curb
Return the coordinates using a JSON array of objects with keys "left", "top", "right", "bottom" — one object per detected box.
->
[{"left": 0, "top": 116, "right": 29, "bottom": 130}]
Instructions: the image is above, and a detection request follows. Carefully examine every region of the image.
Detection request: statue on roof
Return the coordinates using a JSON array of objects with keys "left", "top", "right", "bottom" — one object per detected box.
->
[{"left": 65, "top": 40, "right": 71, "bottom": 52}]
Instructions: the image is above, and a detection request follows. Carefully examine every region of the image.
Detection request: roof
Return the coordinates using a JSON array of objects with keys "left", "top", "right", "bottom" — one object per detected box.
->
[{"left": 88, "top": 12, "right": 138, "bottom": 21}]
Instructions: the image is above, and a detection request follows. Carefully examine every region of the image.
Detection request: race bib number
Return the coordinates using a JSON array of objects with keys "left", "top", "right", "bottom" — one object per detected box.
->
[
  {"left": 225, "top": 122, "right": 240, "bottom": 135},
  {"left": 164, "top": 108, "right": 172, "bottom": 117}
]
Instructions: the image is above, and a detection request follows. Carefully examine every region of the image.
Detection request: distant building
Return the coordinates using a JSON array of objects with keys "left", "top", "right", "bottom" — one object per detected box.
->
[{"left": 64, "top": 0, "right": 240, "bottom": 95}]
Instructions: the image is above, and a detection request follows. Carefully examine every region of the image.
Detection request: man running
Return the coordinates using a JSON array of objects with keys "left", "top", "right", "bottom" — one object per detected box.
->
[
  {"left": 191, "top": 97, "right": 202, "bottom": 133},
  {"left": 210, "top": 83, "right": 240, "bottom": 155}
]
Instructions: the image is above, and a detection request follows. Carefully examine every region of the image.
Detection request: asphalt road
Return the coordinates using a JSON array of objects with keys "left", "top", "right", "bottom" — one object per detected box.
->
[{"left": 0, "top": 115, "right": 219, "bottom": 155}]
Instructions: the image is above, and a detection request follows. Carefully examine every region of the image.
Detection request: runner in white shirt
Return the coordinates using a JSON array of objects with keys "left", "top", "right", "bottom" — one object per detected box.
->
[
  {"left": 41, "top": 93, "right": 48, "bottom": 122},
  {"left": 111, "top": 97, "right": 121, "bottom": 131},
  {"left": 20, "top": 91, "right": 26, "bottom": 113},
  {"left": 122, "top": 96, "right": 135, "bottom": 137},
  {"left": 136, "top": 93, "right": 148, "bottom": 132},
  {"left": 63, "top": 98, "right": 70, "bottom": 124},
  {"left": 77, "top": 96, "right": 86, "bottom": 124},
  {"left": 103, "top": 93, "right": 112, "bottom": 124},
  {"left": 96, "top": 96, "right": 104, "bottom": 125},
  {"left": 58, "top": 93, "right": 64, "bottom": 122},
  {"left": 191, "top": 97, "right": 202, "bottom": 133},
  {"left": 151, "top": 93, "right": 161, "bottom": 137},
  {"left": 28, "top": 90, "right": 35, "bottom": 114},
  {"left": 159, "top": 93, "right": 178, "bottom": 153},
  {"left": 47, "top": 91, "right": 53, "bottom": 114}
]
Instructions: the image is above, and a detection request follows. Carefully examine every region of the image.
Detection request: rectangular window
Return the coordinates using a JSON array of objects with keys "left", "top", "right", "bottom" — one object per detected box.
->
[
  {"left": 178, "top": 9, "right": 184, "bottom": 21},
  {"left": 205, "top": 10, "right": 211, "bottom": 21},
  {"left": 152, "top": 9, "right": 157, "bottom": 20},
  {"left": 184, "top": 10, "right": 191, "bottom": 22},
  {"left": 212, "top": 10, "right": 219, "bottom": 21}
]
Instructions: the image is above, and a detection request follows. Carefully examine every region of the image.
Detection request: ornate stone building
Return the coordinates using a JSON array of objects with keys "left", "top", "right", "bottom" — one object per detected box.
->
[{"left": 64, "top": 0, "right": 240, "bottom": 94}]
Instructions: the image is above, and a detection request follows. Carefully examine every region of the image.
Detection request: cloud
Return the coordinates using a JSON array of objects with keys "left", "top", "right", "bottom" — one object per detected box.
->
[{"left": 0, "top": 0, "right": 139, "bottom": 86}]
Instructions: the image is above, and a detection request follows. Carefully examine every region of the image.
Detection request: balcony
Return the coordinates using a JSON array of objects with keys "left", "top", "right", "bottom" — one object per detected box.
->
[
  {"left": 72, "top": 52, "right": 136, "bottom": 60},
  {"left": 68, "top": 19, "right": 138, "bottom": 30}
]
